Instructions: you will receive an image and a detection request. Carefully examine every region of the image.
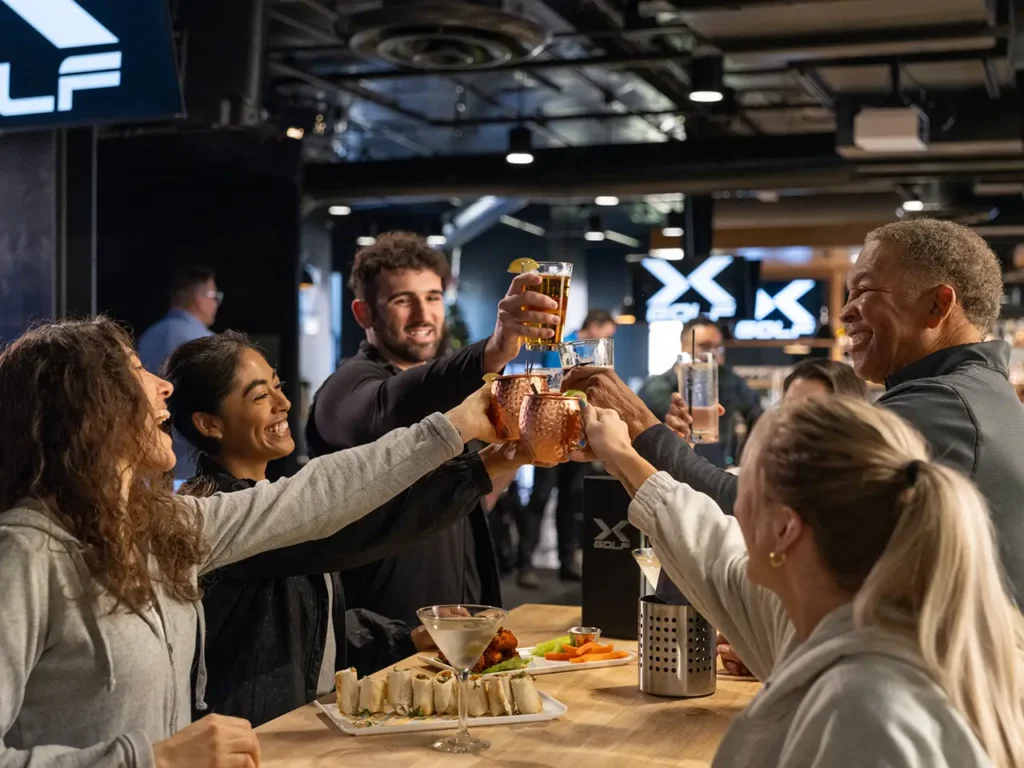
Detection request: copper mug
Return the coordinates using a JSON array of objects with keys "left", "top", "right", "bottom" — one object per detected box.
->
[
  {"left": 490, "top": 374, "right": 550, "bottom": 441},
  {"left": 518, "top": 393, "right": 584, "bottom": 464}
]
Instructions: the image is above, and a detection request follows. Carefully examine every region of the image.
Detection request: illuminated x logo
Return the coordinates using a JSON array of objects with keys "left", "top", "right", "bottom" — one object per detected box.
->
[
  {"left": 754, "top": 280, "right": 817, "bottom": 335},
  {"left": 641, "top": 255, "right": 737, "bottom": 320}
]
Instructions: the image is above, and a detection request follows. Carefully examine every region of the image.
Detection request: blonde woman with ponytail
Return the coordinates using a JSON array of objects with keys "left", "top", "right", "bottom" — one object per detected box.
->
[{"left": 582, "top": 396, "right": 1024, "bottom": 768}]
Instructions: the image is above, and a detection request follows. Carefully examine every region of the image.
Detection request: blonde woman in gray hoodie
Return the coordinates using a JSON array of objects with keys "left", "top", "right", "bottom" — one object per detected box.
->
[
  {"left": 0, "top": 318, "right": 504, "bottom": 768},
  {"left": 582, "top": 396, "right": 1024, "bottom": 768}
]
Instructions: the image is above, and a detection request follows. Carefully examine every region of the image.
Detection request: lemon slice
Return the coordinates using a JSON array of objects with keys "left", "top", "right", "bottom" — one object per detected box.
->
[
  {"left": 507, "top": 258, "right": 540, "bottom": 274},
  {"left": 482, "top": 372, "right": 499, "bottom": 383},
  {"left": 564, "top": 389, "right": 588, "bottom": 404}
]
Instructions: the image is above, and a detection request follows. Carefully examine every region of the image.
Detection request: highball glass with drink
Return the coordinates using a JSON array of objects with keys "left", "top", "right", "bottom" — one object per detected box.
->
[
  {"left": 558, "top": 337, "right": 614, "bottom": 370},
  {"left": 677, "top": 352, "right": 719, "bottom": 444},
  {"left": 523, "top": 262, "right": 572, "bottom": 351},
  {"left": 416, "top": 604, "right": 507, "bottom": 753}
]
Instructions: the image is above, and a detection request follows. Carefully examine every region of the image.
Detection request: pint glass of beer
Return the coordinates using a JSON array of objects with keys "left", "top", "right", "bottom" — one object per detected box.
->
[
  {"left": 523, "top": 262, "right": 572, "bottom": 351},
  {"left": 677, "top": 352, "right": 719, "bottom": 444}
]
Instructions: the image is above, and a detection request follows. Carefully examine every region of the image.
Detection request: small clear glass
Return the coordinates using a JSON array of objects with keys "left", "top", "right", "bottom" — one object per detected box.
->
[{"left": 677, "top": 352, "right": 719, "bottom": 444}]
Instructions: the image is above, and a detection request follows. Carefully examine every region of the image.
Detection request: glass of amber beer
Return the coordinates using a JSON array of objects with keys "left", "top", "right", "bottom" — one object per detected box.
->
[{"left": 523, "top": 262, "right": 572, "bottom": 351}]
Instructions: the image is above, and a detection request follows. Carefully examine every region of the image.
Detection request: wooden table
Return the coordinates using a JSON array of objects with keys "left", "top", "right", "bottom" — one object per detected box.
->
[{"left": 256, "top": 604, "right": 760, "bottom": 767}]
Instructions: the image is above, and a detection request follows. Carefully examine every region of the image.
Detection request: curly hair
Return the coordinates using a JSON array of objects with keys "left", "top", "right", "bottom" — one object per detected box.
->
[
  {"left": 0, "top": 318, "right": 205, "bottom": 612},
  {"left": 865, "top": 219, "right": 1003, "bottom": 331},
  {"left": 348, "top": 231, "right": 450, "bottom": 304}
]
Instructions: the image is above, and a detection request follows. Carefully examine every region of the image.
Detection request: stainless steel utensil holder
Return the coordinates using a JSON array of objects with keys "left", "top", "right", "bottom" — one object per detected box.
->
[{"left": 638, "top": 595, "right": 716, "bottom": 698}]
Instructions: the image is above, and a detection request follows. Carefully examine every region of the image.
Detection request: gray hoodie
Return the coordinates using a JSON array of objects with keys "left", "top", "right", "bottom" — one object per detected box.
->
[
  {"left": 0, "top": 412, "right": 463, "bottom": 768},
  {"left": 630, "top": 472, "right": 992, "bottom": 768}
]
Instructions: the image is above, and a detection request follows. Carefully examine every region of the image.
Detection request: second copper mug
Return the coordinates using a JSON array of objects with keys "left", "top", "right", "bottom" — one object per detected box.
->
[
  {"left": 518, "top": 393, "right": 584, "bottom": 464},
  {"left": 490, "top": 374, "right": 549, "bottom": 440}
]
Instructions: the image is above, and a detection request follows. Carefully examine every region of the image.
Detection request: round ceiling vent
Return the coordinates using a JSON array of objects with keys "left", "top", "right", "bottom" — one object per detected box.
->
[{"left": 346, "top": 2, "right": 549, "bottom": 71}]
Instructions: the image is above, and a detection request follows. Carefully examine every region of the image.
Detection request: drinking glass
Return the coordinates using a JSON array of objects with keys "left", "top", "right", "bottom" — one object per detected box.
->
[
  {"left": 632, "top": 547, "right": 662, "bottom": 592},
  {"left": 677, "top": 352, "right": 719, "bottom": 444},
  {"left": 523, "top": 262, "right": 572, "bottom": 351},
  {"left": 559, "top": 337, "right": 614, "bottom": 370},
  {"left": 518, "top": 393, "right": 585, "bottom": 464},
  {"left": 489, "top": 373, "right": 549, "bottom": 441},
  {"left": 416, "top": 604, "right": 507, "bottom": 754}
]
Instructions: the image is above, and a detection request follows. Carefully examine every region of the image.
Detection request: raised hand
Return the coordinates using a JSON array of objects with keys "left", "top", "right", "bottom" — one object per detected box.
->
[
  {"left": 666, "top": 393, "right": 725, "bottom": 443},
  {"left": 561, "top": 367, "right": 660, "bottom": 441},
  {"left": 445, "top": 385, "right": 500, "bottom": 444},
  {"left": 484, "top": 273, "right": 562, "bottom": 372}
]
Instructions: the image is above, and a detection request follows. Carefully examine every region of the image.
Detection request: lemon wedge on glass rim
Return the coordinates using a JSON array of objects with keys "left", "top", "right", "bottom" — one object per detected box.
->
[
  {"left": 507, "top": 258, "right": 540, "bottom": 274},
  {"left": 482, "top": 372, "right": 499, "bottom": 383},
  {"left": 563, "top": 389, "right": 588, "bottom": 404}
]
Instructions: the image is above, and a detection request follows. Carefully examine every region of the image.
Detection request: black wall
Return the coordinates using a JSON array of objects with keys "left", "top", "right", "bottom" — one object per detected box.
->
[{"left": 97, "top": 130, "right": 303, "bottom": 475}]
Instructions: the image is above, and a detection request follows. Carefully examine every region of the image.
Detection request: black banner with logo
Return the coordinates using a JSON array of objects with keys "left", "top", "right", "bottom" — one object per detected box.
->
[
  {"left": 0, "top": 0, "right": 181, "bottom": 131},
  {"left": 582, "top": 476, "right": 644, "bottom": 640}
]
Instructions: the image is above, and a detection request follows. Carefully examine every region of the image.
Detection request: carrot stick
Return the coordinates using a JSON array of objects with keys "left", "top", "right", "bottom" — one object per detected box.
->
[
  {"left": 544, "top": 652, "right": 576, "bottom": 662},
  {"left": 570, "top": 650, "right": 630, "bottom": 663},
  {"left": 571, "top": 642, "right": 613, "bottom": 657}
]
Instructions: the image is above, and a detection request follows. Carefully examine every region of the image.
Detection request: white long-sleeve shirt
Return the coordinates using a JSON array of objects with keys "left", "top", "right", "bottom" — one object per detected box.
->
[{"left": 630, "top": 472, "right": 992, "bottom": 768}]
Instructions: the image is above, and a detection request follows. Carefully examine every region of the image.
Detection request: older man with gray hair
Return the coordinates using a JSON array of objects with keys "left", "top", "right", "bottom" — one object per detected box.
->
[{"left": 565, "top": 218, "right": 1024, "bottom": 604}]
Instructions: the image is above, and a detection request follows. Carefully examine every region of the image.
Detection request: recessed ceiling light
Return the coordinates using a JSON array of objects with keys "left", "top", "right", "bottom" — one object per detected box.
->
[
  {"left": 426, "top": 235, "right": 447, "bottom": 247},
  {"left": 286, "top": 127, "right": 305, "bottom": 140},
  {"left": 595, "top": 196, "right": 619, "bottom": 206},
  {"left": 506, "top": 126, "right": 534, "bottom": 165},
  {"left": 356, "top": 236, "right": 376, "bottom": 247},
  {"left": 328, "top": 205, "right": 351, "bottom": 216},
  {"left": 901, "top": 199, "right": 925, "bottom": 212}
]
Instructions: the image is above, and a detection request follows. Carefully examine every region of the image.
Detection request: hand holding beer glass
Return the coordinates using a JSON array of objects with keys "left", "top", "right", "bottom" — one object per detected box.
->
[{"left": 507, "top": 259, "right": 572, "bottom": 351}]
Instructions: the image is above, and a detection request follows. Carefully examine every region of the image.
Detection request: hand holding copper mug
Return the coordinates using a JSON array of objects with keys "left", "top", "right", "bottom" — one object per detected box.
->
[
  {"left": 518, "top": 392, "right": 585, "bottom": 465},
  {"left": 488, "top": 373, "right": 550, "bottom": 441}
]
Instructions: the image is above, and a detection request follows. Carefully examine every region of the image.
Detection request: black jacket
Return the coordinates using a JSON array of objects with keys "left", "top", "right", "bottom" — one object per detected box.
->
[
  {"left": 633, "top": 341, "right": 1024, "bottom": 604},
  {"left": 189, "top": 448, "right": 492, "bottom": 726},
  {"left": 307, "top": 339, "right": 502, "bottom": 625}
]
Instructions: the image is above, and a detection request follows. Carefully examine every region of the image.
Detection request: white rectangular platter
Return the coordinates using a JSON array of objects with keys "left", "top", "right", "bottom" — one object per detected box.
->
[
  {"left": 315, "top": 691, "right": 566, "bottom": 736},
  {"left": 419, "top": 646, "right": 637, "bottom": 676}
]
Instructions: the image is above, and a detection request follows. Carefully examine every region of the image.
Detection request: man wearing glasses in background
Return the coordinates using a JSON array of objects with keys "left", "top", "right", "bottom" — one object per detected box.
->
[
  {"left": 639, "top": 316, "right": 762, "bottom": 469},
  {"left": 138, "top": 265, "right": 222, "bottom": 478}
]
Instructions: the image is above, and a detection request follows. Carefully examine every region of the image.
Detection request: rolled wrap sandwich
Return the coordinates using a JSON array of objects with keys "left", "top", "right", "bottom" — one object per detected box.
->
[
  {"left": 467, "top": 675, "right": 489, "bottom": 717},
  {"left": 434, "top": 670, "right": 457, "bottom": 715},
  {"left": 510, "top": 671, "right": 543, "bottom": 715},
  {"left": 357, "top": 676, "right": 386, "bottom": 714},
  {"left": 412, "top": 672, "right": 435, "bottom": 716},
  {"left": 485, "top": 674, "right": 514, "bottom": 717},
  {"left": 334, "top": 667, "right": 359, "bottom": 716},
  {"left": 387, "top": 668, "right": 413, "bottom": 715}
]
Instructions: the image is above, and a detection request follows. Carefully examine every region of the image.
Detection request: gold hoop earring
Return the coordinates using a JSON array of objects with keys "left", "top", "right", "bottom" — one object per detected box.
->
[{"left": 768, "top": 551, "right": 787, "bottom": 568}]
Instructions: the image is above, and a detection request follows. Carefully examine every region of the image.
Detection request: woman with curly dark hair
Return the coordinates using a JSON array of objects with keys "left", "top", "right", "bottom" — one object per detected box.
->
[{"left": 0, "top": 318, "right": 496, "bottom": 768}]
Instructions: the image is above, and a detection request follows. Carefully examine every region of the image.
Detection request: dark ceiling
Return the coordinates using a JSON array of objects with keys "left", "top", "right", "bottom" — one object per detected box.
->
[{"left": 261, "top": 0, "right": 1024, "bottom": 223}]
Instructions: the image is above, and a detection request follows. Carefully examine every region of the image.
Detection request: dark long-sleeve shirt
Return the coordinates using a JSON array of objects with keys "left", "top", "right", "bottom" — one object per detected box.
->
[
  {"left": 307, "top": 339, "right": 502, "bottom": 625},
  {"left": 188, "top": 448, "right": 492, "bottom": 726},
  {"left": 633, "top": 341, "right": 1024, "bottom": 604}
]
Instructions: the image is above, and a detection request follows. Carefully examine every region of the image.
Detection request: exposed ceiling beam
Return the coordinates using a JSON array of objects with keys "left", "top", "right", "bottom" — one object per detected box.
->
[{"left": 267, "top": 9, "right": 338, "bottom": 44}]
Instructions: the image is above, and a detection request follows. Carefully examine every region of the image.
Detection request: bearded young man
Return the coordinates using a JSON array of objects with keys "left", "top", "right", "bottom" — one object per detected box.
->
[{"left": 307, "top": 232, "right": 563, "bottom": 622}]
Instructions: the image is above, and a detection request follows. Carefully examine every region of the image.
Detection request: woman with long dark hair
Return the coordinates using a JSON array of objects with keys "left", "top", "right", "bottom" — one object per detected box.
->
[
  {"left": 164, "top": 332, "right": 529, "bottom": 725},
  {"left": 0, "top": 318, "right": 495, "bottom": 767}
]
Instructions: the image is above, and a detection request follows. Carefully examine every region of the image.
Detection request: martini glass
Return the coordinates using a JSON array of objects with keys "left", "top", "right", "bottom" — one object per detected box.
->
[
  {"left": 416, "top": 604, "right": 507, "bottom": 753},
  {"left": 632, "top": 547, "right": 662, "bottom": 591}
]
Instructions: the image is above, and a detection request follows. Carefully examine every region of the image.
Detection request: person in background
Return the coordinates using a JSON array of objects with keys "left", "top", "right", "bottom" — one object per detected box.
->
[
  {"left": 307, "top": 231, "right": 563, "bottom": 624},
  {"left": 519, "top": 309, "right": 618, "bottom": 588},
  {"left": 639, "top": 317, "right": 762, "bottom": 469},
  {"left": 582, "top": 397, "right": 1024, "bottom": 768},
  {"left": 166, "top": 332, "right": 532, "bottom": 725},
  {"left": 137, "top": 265, "right": 222, "bottom": 479},
  {"left": 0, "top": 317, "right": 497, "bottom": 767},
  {"left": 571, "top": 218, "right": 1024, "bottom": 607}
]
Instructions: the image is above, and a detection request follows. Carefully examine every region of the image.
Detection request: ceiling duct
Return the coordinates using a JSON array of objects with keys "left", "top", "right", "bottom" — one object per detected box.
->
[
  {"left": 896, "top": 181, "right": 999, "bottom": 225},
  {"left": 344, "top": 1, "right": 550, "bottom": 71}
]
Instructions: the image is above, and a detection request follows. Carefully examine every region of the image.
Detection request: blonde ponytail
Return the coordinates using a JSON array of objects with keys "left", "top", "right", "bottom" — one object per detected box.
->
[
  {"left": 752, "top": 397, "right": 1024, "bottom": 768},
  {"left": 855, "top": 459, "right": 1024, "bottom": 768}
]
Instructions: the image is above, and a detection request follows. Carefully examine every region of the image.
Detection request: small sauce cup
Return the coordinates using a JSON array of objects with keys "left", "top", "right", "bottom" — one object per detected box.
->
[{"left": 568, "top": 626, "right": 602, "bottom": 647}]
